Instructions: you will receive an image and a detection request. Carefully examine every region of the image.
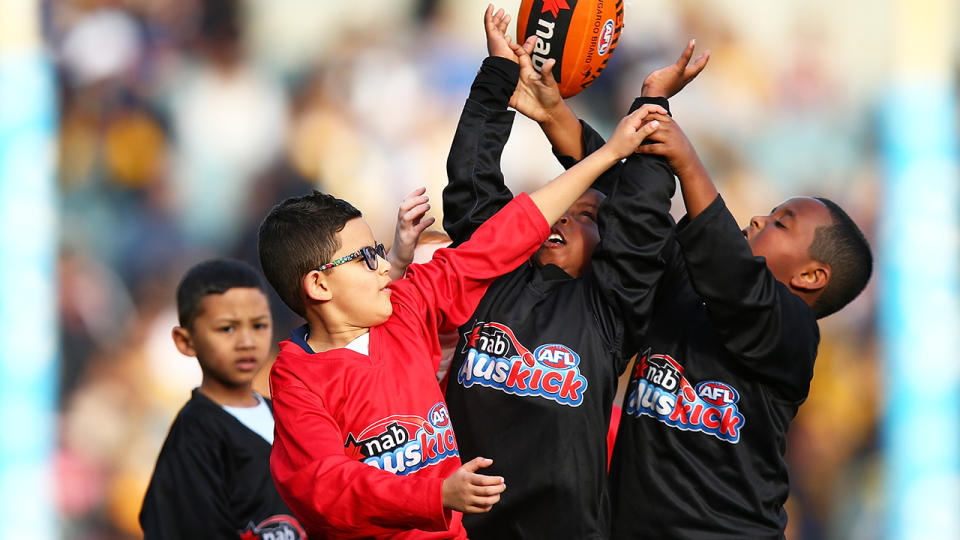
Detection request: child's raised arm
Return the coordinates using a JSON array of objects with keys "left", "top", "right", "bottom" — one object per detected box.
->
[
  {"left": 387, "top": 186, "right": 435, "bottom": 281},
  {"left": 635, "top": 113, "right": 717, "bottom": 219},
  {"left": 529, "top": 104, "right": 663, "bottom": 225}
]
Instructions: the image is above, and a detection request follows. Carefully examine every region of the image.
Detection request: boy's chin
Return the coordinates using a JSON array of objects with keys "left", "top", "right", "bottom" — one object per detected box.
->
[
  {"left": 369, "top": 303, "right": 394, "bottom": 326},
  {"left": 535, "top": 249, "right": 583, "bottom": 277}
]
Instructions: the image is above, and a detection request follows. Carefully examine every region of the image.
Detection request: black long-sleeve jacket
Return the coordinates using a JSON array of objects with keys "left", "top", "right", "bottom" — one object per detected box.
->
[
  {"left": 608, "top": 194, "right": 820, "bottom": 539},
  {"left": 140, "top": 389, "right": 307, "bottom": 539},
  {"left": 441, "top": 56, "right": 676, "bottom": 540}
]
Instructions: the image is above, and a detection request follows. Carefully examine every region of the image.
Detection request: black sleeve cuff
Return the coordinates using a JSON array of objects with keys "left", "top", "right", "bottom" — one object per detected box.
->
[
  {"left": 469, "top": 56, "right": 521, "bottom": 110},
  {"left": 628, "top": 96, "right": 670, "bottom": 115},
  {"left": 552, "top": 119, "right": 603, "bottom": 169}
]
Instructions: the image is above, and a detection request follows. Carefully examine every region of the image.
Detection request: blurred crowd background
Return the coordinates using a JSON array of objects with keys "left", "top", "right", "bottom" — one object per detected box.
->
[{"left": 25, "top": 0, "right": 955, "bottom": 537}]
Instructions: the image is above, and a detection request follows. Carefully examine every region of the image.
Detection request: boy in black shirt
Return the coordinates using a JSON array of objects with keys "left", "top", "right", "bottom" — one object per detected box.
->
[
  {"left": 606, "top": 108, "right": 873, "bottom": 538},
  {"left": 140, "top": 259, "right": 307, "bottom": 539},
  {"left": 439, "top": 6, "right": 706, "bottom": 539}
]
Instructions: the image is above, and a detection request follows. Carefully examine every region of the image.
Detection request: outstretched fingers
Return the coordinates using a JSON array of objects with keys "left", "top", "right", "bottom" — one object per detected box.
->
[
  {"left": 680, "top": 39, "right": 710, "bottom": 81},
  {"left": 497, "top": 12, "right": 510, "bottom": 36},
  {"left": 675, "top": 39, "right": 696, "bottom": 70},
  {"left": 397, "top": 187, "right": 429, "bottom": 215}
]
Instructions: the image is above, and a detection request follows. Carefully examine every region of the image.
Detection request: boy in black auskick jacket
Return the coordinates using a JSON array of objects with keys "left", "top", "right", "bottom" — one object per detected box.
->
[
  {"left": 598, "top": 85, "right": 873, "bottom": 538},
  {"left": 438, "top": 7, "right": 708, "bottom": 539},
  {"left": 140, "top": 259, "right": 307, "bottom": 539}
]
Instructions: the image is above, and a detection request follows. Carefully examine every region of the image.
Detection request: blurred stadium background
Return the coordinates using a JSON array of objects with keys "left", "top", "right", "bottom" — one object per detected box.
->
[{"left": 0, "top": 0, "right": 957, "bottom": 538}]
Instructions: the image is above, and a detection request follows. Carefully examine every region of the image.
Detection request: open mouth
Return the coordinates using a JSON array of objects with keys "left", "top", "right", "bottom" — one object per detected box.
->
[{"left": 544, "top": 231, "right": 566, "bottom": 248}]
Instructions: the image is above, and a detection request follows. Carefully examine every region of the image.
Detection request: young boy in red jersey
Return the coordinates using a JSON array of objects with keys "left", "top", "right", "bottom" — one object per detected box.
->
[
  {"left": 140, "top": 259, "right": 307, "bottom": 539},
  {"left": 256, "top": 104, "right": 665, "bottom": 538}
]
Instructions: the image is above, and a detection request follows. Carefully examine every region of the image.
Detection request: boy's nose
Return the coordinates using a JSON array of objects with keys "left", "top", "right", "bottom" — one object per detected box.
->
[
  {"left": 378, "top": 255, "right": 392, "bottom": 275},
  {"left": 236, "top": 328, "right": 256, "bottom": 348},
  {"left": 750, "top": 216, "right": 764, "bottom": 230}
]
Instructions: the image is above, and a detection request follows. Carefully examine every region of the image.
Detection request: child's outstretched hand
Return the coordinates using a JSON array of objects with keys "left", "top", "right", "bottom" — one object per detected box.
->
[
  {"left": 387, "top": 187, "right": 435, "bottom": 281},
  {"left": 634, "top": 113, "right": 701, "bottom": 176},
  {"left": 603, "top": 104, "right": 667, "bottom": 159},
  {"left": 442, "top": 457, "right": 506, "bottom": 513},
  {"left": 641, "top": 39, "right": 710, "bottom": 98},
  {"left": 508, "top": 35, "right": 563, "bottom": 124},
  {"left": 484, "top": 4, "right": 517, "bottom": 61}
]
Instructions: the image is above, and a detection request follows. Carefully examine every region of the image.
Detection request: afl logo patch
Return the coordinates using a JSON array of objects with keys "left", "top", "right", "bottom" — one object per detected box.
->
[
  {"left": 428, "top": 403, "right": 451, "bottom": 429},
  {"left": 695, "top": 381, "right": 740, "bottom": 407},
  {"left": 597, "top": 19, "right": 615, "bottom": 55},
  {"left": 535, "top": 344, "right": 580, "bottom": 370}
]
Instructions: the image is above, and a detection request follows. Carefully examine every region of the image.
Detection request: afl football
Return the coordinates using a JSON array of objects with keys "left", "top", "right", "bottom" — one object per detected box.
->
[{"left": 516, "top": 0, "right": 624, "bottom": 97}]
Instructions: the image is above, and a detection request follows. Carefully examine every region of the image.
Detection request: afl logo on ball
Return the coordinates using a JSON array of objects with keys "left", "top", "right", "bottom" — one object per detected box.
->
[{"left": 597, "top": 19, "right": 615, "bottom": 55}]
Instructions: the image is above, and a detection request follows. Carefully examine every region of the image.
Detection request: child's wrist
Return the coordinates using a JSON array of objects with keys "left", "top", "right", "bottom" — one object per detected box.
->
[
  {"left": 594, "top": 144, "right": 621, "bottom": 166},
  {"left": 673, "top": 155, "right": 708, "bottom": 183},
  {"left": 640, "top": 81, "right": 666, "bottom": 98}
]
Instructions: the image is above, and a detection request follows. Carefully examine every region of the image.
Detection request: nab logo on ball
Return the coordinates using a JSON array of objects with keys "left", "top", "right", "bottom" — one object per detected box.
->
[
  {"left": 517, "top": 0, "right": 624, "bottom": 97},
  {"left": 624, "top": 350, "right": 746, "bottom": 443},
  {"left": 343, "top": 403, "right": 458, "bottom": 475},
  {"left": 458, "top": 321, "right": 588, "bottom": 406}
]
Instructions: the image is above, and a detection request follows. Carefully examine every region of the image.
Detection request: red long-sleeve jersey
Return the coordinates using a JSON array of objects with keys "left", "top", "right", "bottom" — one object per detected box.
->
[{"left": 269, "top": 194, "right": 548, "bottom": 539}]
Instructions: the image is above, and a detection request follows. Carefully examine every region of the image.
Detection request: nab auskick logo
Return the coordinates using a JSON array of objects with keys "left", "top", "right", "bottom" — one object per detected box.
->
[
  {"left": 239, "top": 515, "right": 306, "bottom": 540},
  {"left": 457, "top": 321, "right": 587, "bottom": 406},
  {"left": 344, "top": 402, "right": 458, "bottom": 475},
  {"left": 624, "top": 350, "right": 745, "bottom": 443}
]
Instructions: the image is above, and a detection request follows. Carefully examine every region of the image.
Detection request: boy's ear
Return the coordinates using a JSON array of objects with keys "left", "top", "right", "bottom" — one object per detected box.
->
[
  {"left": 790, "top": 261, "right": 830, "bottom": 294},
  {"left": 171, "top": 326, "right": 196, "bottom": 357},
  {"left": 303, "top": 270, "right": 333, "bottom": 303}
]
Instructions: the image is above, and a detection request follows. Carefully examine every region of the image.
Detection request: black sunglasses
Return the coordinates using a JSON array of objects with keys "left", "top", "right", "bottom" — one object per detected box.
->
[{"left": 315, "top": 243, "right": 387, "bottom": 272}]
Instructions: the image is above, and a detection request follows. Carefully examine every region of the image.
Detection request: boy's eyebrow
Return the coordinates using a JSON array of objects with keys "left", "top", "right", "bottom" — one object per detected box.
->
[{"left": 212, "top": 314, "right": 270, "bottom": 323}]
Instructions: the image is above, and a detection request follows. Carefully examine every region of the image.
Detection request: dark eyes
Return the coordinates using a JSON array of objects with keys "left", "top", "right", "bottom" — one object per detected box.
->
[
  {"left": 775, "top": 220, "right": 786, "bottom": 229},
  {"left": 581, "top": 211, "right": 597, "bottom": 221},
  {"left": 219, "top": 323, "right": 270, "bottom": 332}
]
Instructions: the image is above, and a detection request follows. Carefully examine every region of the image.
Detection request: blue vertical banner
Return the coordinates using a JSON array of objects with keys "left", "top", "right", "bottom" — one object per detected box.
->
[
  {"left": 881, "top": 1, "right": 960, "bottom": 539},
  {"left": 0, "top": 0, "right": 59, "bottom": 537}
]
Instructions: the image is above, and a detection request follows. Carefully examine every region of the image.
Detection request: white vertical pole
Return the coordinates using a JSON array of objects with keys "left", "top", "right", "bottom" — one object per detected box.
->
[
  {"left": 881, "top": 0, "right": 959, "bottom": 539},
  {"left": 0, "top": 0, "right": 59, "bottom": 537}
]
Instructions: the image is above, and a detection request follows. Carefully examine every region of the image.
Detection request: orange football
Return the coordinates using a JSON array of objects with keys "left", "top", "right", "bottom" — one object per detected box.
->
[{"left": 516, "top": 0, "right": 624, "bottom": 98}]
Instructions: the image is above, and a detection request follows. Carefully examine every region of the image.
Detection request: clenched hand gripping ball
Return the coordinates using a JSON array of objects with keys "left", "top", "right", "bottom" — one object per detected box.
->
[{"left": 516, "top": 0, "right": 624, "bottom": 97}]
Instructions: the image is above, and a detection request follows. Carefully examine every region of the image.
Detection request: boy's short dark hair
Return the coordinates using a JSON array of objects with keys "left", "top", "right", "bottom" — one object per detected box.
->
[
  {"left": 258, "top": 191, "right": 362, "bottom": 317},
  {"left": 808, "top": 198, "right": 873, "bottom": 318},
  {"left": 177, "top": 259, "right": 266, "bottom": 329}
]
